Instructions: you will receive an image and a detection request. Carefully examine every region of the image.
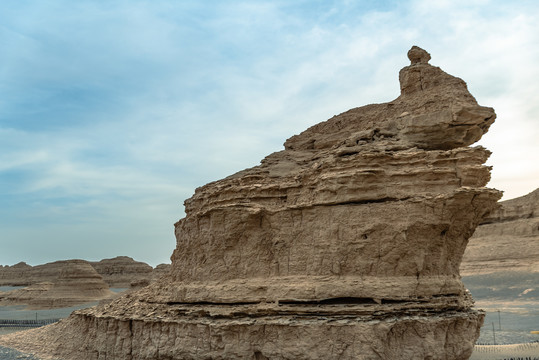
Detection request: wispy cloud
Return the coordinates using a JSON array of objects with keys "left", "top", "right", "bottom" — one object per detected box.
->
[{"left": 1, "top": 0, "right": 538, "bottom": 265}]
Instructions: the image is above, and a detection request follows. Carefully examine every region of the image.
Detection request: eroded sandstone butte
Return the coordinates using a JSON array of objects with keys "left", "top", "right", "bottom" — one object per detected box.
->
[
  {"left": 462, "top": 188, "right": 539, "bottom": 275},
  {"left": 89, "top": 256, "right": 154, "bottom": 288},
  {"left": 0, "top": 46, "right": 502, "bottom": 360},
  {"left": 0, "top": 260, "right": 114, "bottom": 309},
  {"left": 0, "top": 256, "right": 168, "bottom": 288}
]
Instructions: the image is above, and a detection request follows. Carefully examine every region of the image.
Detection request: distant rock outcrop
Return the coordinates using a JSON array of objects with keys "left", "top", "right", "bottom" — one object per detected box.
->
[
  {"left": 0, "top": 46, "right": 501, "bottom": 359},
  {"left": 89, "top": 256, "right": 153, "bottom": 288},
  {"left": 0, "top": 256, "right": 168, "bottom": 288},
  {"left": 0, "top": 282, "right": 54, "bottom": 305},
  {"left": 462, "top": 188, "right": 539, "bottom": 275},
  {"left": 152, "top": 263, "right": 172, "bottom": 279},
  {"left": 0, "top": 260, "right": 114, "bottom": 309},
  {"left": 130, "top": 263, "right": 172, "bottom": 289},
  {"left": 0, "top": 261, "right": 55, "bottom": 286}
]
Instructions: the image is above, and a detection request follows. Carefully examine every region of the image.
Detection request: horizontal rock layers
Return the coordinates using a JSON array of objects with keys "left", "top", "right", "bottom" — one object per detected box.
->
[
  {"left": 5, "top": 303, "right": 484, "bottom": 359},
  {"left": 0, "top": 261, "right": 56, "bottom": 287},
  {"left": 462, "top": 188, "right": 539, "bottom": 275},
  {"left": 0, "top": 46, "right": 501, "bottom": 359},
  {"left": 0, "top": 260, "right": 114, "bottom": 309},
  {"left": 0, "top": 256, "right": 169, "bottom": 288},
  {"left": 89, "top": 256, "right": 154, "bottom": 288}
]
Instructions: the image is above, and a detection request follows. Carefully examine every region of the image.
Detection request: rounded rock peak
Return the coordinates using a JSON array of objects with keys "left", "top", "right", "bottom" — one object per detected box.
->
[{"left": 408, "top": 46, "right": 431, "bottom": 65}]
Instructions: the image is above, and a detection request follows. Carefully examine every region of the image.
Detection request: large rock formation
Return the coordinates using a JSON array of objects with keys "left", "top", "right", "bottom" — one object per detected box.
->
[
  {"left": 462, "top": 188, "right": 539, "bottom": 275},
  {"left": 0, "top": 46, "right": 501, "bottom": 359},
  {"left": 0, "top": 260, "right": 114, "bottom": 309},
  {"left": 0, "top": 256, "right": 167, "bottom": 288},
  {"left": 89, "top": 256, "right": 154, "bottom": 288}
]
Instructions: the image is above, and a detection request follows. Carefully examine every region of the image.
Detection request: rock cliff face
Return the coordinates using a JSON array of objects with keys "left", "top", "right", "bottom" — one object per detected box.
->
[
  {"left": 462, "top": 188, "right": 539, "bottom": 275},
  {"left": 0, "top": 46, "right": 501, "bottom": 359},
  {"left": 0, "top": 260, "right": 114, "bottom": 309}
]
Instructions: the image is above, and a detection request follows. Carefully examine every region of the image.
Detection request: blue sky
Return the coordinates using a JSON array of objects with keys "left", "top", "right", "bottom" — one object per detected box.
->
[{"left": 1, "top": 0, "right": 538, "bottom": 267}]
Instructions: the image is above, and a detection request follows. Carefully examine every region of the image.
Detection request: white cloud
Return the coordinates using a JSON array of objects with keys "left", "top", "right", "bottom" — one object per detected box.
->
[{"left": 1, "top": 0, "right": 538, "bottom": 266}]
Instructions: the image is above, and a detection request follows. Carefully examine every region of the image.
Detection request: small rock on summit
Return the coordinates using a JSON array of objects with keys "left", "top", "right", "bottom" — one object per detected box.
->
[{"left": 408, "top": 45, "right": 431, "bottom": 64}]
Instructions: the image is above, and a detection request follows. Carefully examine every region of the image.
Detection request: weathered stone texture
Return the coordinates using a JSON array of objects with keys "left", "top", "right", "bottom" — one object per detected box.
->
[
  {"left": 462, "top": 188, "right": 539, "bottom": 275},
  {"left": 0, "top": 46, "right": 501, "bottom": 359},
  {"left": 4, "top": 304, "right": 483, "bottom": 360}
]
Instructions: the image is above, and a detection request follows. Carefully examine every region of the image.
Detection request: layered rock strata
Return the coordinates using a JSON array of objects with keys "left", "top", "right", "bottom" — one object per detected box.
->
[
  {"left": 151, "top": 263, "right": 172, "bottom": 279},
  {"left": 0, "top": 256, "right": 167, "bottom": 288},
  {"left": 0, "top": 46, "right": 501, "bottom": 359},
  {"left": 0, "top": 260, "right": 114, "bottom": 309},
  {"left": 89, "top": 256, "right": 154, "bottom": 288},
  {"left": 0, "top": 261, "right": 53, "bottom": 287},
  {"left": 462, "top": 188, "right": 539, "bottom": 275}
]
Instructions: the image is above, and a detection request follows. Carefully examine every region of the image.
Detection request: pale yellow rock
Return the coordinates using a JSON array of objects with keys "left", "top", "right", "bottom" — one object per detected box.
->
[{"left": 0, "top": 46, "right": 501, "bottom": 360}]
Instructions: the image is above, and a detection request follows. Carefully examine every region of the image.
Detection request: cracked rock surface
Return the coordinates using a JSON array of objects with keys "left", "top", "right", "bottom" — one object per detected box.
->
[{"left": 0, "top": 46, "right": 501, "bottom": 360}]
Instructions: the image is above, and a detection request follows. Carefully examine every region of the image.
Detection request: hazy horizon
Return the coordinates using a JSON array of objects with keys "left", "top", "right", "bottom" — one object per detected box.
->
[{"left": 0, "top": 255, "right": 169, "bottom": 268}]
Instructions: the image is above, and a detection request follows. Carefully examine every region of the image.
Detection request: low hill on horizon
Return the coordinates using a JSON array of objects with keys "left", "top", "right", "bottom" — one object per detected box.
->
[{"left": 0, "top": 256, "right": 171, "bottom": 288}]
